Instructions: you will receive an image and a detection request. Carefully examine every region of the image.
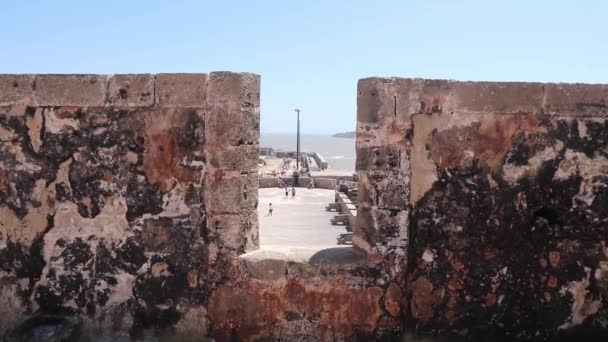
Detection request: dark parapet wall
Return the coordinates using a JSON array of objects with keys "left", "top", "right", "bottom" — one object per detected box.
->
[
  {"left": 0, "top": 73, "right": 260, "bottom": 338},
  {"left": 356, "top": 78, "right": 608, "bottom": 340}
]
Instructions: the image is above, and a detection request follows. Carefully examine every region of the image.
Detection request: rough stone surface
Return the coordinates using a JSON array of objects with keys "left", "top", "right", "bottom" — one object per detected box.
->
[
  {"left": 108, "top": 74, "right": 155, "bottom": 107},
  {"left": 0, "top": 75, "right": 35, "bottom": 106},
  {"left": 0, "top": 73, "right": 260, "bottom": 340},
  {"left": 155, "top": 73, "right": 207, "bottom": 107},
  {"left": 357, "top": 77, "right": 608, "bottom": 340},
  {"left": 3, "top": 74, "right": 607, "bottom": 341},
  {"left": 33, "top": 74, "right": 108, "bottom": 106}
]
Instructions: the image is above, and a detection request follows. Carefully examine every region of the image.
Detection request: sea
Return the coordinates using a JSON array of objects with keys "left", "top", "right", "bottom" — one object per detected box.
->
[{"left": 260, "top": 133, "right": 355, "bottom": 172}]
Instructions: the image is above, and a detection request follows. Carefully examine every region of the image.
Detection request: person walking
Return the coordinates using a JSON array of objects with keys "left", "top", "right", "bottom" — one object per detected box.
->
[{"left": 268, "top": 203, "right": 273, "bottom": 216}]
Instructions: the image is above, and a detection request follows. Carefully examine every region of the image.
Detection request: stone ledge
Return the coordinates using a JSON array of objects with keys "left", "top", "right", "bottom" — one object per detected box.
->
[
  {"left": 155, "top": 73, "right": 207, "bottom": 107},
  {"left": 206, "top": 72, "right": 261, "bottom": 147},
  {"left": 0, "top": 72, "right": 260, "bottom": 108},
  {"left": 108, "top": 74, "right": 155, "bottom": 107},
  {"left": 34, "top": 74, "right": 108, "bottom": 106},
  {"left": 240, "top": 246, "right": 369, "bottom": 281},
  {"left": 0, "top": 74, "right": 35, "bottom": 106},
  {"left": 358, "top": 77, "right": 608, "bottom": 121}
]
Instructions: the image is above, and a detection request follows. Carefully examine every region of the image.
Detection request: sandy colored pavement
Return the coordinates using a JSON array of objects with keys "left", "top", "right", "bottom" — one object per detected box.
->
[{"left": 258, "top": 188, "right": 348, "bottom": 248}]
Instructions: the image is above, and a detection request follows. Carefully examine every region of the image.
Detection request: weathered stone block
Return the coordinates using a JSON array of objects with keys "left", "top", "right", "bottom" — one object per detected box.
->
[
  {"left": 240, "top": 171, "right": 258, "bottom": 212},
  {"left": 420, "top": 80, "right": 545, "bottom": 114},
  {"left": 356, "top": 145, "right": 406, "bottom": 172},
  {"left": 206, "top": 214, "right": 245, "bottom": 251},
  {"left": 240, "top": 210, "right": 259, "bottom": 252},
  {"left": 204, "top": 170, "right": 241, "bottom": 214},
  {"left": 206, "top": 72, "right": 260, "bottom": 147},
  {"left": 0, "top": 75, "right": 34, "bottom": 105},
  {"left": 357, "top": 77, "right": 397, "bottom": 125},
  {"left": 240, "top": 249, "right": 288, "bottom": 281},
  {"left": 543, "top": 83, "right": 608, "bottom": 116},
  {"left": 0, "top": 71, "right": 262, "bottom": 340},
  {"left": 285, "top": 246, "right": 368, "bottom": 278},
  {"left": 108, "top": 74, "right": 154, "bottom": 106},
  {"left": 34, "top": 74, "right": 108, "bottom": 106},
  {"left": 155, "top": 73, "right": 207, "bottom": 107},
  {"left": 357, "top": 171, "right": 409, "bottom": 210},
  {"left": 208, "top": 144, "right": 259, "bottom": 171}
]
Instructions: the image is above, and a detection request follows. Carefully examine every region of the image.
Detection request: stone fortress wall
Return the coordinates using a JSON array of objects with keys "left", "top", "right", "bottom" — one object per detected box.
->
[
  {"left": 0, "top": 73, "right": 607, "bottom": 340},
  {"left": 356, "top": 78, "right": 608, "bottom": 340},
  {"left": 0, "top": 73, "right": 261, "bottom": 339}
]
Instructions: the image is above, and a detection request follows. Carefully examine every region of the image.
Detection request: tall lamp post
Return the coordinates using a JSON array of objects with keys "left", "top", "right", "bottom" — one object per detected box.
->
[{"left": 295, "top": 108, "right": 300, "bottom": 170}]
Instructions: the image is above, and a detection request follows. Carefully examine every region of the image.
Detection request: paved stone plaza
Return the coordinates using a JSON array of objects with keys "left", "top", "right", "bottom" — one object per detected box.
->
[{"left": 258, "top": 187, "right": 349, "bottom": 247}]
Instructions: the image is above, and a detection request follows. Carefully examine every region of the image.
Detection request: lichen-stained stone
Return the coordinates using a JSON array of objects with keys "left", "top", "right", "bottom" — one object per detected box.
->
[
  {"left": 356, "top": 77, "right": 608, "bottom": 340},
  {"left": 108, "top": 74, "right": 155, "bottom": 107},
  {"left": 408, "top": 109, "right": 608, "bottom": 338},
  {"left": 155, "top": 73, "right": 207, "bottom": 107},
  {"left": 357, "top": 171, "right": 409, "bottom": 210},
  {"left": 0, "top": 282, "right": 26, "bottom": 335},
  {"left": 208, "top": 144, "right": 259, "bottom": 172},
  {"left": 34, "top": 74, "right": 108, "bottom": 106},
  {"left": 142, "top": 107, "right": 206, "bottom": 191},
  {"left": 0, "top": 72, "right": 261, "bottom": 339},
  {"left": 0, "top": 74, "right": 35, "bottom": 106},
  {"left": 356, "top": 145, "right": 406, "bottom": 172}
]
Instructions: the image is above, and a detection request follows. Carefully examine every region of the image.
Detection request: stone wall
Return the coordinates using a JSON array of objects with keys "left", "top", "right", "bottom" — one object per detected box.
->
[
  {"left": 0, "top": 73, "right": 260, "bottom": 339},
  {"left": 356, "top": 78, "right": 608, "bottom": 340},
  {"left": 0, "top": 73, "right": 405, "bottom": 342},
  {"left": 2, "top": 73, "right": 606, "bottom": 341}
]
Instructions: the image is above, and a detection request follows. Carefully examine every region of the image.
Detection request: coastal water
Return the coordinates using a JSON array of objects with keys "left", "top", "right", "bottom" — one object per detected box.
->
[{"left": 261, "top": 133, "right": 355, "bottom": 172}]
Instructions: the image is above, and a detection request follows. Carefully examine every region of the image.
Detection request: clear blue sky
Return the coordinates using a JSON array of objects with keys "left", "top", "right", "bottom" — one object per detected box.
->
[{"left": 1, "top": 1, "right": 606, "bottom": 134}]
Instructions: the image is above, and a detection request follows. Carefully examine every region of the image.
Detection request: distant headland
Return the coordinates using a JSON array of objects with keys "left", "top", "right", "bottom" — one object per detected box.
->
[{"left": 332, "top": 131, "right": 355, "bottom": 138}]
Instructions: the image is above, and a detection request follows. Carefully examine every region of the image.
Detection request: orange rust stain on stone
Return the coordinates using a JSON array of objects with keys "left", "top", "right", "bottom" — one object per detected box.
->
[
  {"left": 385, "top": 282, "right": 403, "bottom": 317},
  {"left": 447, "top": 277, "right": 464, "bottom": 292},
  {"left": 549, "top": 251, "right": 560, "bottom": 268},
  {"left": 209, "top": 279, "right": 392, "bottom": 340},
  {"left": 323, "top": 284, "right": 384, "bottom": 335},
  {"left": 428, "top": 113, "right": 541, "bottom": 172},
  {"left": 410, "top": 276, "right": 443, "bottom": 323},
  {"left": 258, "top": 290, "right": 283, "bottom": 325},
  {"left": 208, "top": 285, "right": 264, "bottom": 340},
  {"left": 144, "top": 127, "right": 199, "bottom": 190},
  {"left": 451, "top": 258, "right": 465, "bottom": 271}
]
